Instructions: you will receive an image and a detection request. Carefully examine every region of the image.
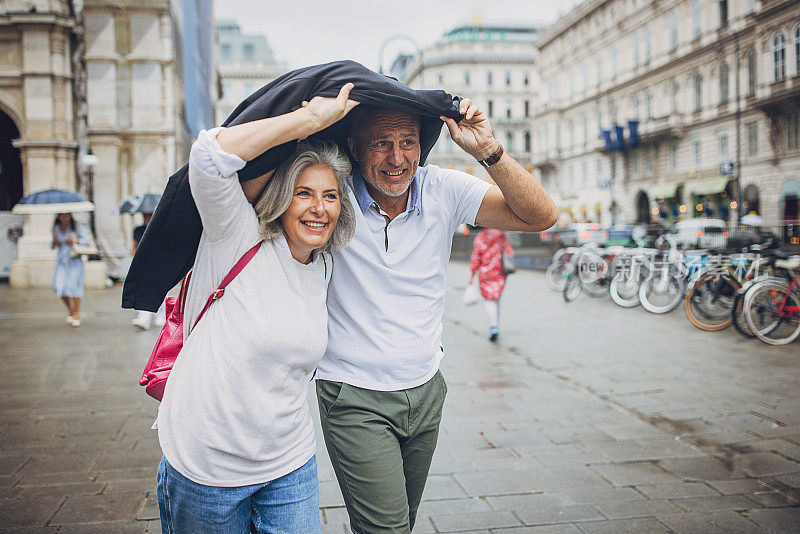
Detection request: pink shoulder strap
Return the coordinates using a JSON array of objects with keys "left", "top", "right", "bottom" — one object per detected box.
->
[{"left": 191, "top": 241, "right": 262, "bottom": 330}]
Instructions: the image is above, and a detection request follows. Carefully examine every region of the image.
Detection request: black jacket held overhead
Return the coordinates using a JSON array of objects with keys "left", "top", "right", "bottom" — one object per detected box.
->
[{"left": 122, "top": 60, "right": 464, "bottom": 311}]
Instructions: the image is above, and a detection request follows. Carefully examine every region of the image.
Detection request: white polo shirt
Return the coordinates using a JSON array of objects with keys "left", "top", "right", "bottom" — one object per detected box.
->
[{"left": 318, "top": 164, "right": 491, "bottom": 391}]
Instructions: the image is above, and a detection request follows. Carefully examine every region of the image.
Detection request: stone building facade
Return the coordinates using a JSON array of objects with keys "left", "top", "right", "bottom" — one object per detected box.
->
[
  {"left": 215, "top": 19, "right": 285, "bottom": 126},
  {"left": 402, "top": 25, "right": 540, "bottom": 182},
  {"left": 532, "top": 0, "right": 800, "bottom": 229},
  {"left": 0, "top": 0, "right": 216, "bottom": 286}
]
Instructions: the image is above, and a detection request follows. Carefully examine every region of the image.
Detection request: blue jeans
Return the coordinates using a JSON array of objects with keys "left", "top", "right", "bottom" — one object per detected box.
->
[{"left": 156, "top": 456, "right": 320, "bottom": 533}]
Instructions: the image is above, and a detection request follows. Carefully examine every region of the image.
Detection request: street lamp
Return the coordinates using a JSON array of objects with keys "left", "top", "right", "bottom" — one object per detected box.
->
[{"left": 377, "top": 34, "right": 421, "bottom": 75}]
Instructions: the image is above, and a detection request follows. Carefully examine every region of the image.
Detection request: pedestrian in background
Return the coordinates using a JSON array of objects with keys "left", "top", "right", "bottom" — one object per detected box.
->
[
  {"left": 51, "top": 213, "right": 88, "bottom": 327},
  {"left": 130, "top": 211, "right": 165, "bottom": 330},
  {"left": 469, "top": 228, "right": 514, "bottom": 341}
]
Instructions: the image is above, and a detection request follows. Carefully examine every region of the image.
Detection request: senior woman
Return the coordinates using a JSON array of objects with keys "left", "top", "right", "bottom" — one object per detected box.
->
[{"left": 155, "top": 84, "right": 358, "bottom": 533}]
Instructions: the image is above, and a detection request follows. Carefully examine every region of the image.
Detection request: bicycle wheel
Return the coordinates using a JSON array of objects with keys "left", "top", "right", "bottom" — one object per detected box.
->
[
  {"left": 545, "top": 262, "right": 567, "bottom": 291},
  {"left": 684, "top": 274, "right": 740, "bottom": 331},
  {"left": 639, "top": 269, "right": 685, "bottom": 314},
  {"left": 563, "top": 274, "right": 582, "bottom": 302},
  {"left": 744, "top": 282, "right": 800, "bottom": 345},
  {"left": 609, "top": 273, "right": 641, "bottom": 307},
  {"left": 731, "top": 291, "right": 755, "bottom": 338}
]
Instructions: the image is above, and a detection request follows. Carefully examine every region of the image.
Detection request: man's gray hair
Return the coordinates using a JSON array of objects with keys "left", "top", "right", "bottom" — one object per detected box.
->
[{"left": 254, "top": 140, "right": 355, "bottom": 251}]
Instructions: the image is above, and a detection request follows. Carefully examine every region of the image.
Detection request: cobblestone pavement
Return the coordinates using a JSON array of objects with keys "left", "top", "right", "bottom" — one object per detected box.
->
[{"left": 0, "top": 262, "right": 798, "bottom": 533}]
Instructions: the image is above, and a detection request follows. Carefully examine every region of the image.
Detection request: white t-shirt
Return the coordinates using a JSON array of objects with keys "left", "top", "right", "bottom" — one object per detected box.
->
[
  {"left": 157, "top": 128, "right": 330, "bottom": 486},
  {"left": 318, "top": 165, "right": 491, "bottom": 391}
]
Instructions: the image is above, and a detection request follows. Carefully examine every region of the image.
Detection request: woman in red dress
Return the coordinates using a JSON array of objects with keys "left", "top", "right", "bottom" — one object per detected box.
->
[{"left": 469, "top": 228, "right": 514, "bottom": 341}]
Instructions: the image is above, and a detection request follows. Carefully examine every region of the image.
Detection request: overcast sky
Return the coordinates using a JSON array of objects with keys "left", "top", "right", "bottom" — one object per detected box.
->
[{"left": 213, "top": 1, "right": 583, "bottom": 71}]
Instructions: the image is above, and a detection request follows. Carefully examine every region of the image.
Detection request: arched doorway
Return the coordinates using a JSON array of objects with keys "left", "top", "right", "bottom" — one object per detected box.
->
[
  {"left": 0, "top": 109, "right": 23, "bottom": 210},
  {"left": 635, "top": 191, "right": 650, "bottom": 223},
  {"left": 743, "top": 184, "right": 760, "bottom": 215}
]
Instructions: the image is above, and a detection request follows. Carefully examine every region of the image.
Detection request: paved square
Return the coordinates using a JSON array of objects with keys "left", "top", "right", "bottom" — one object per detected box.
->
[{"left": 0, "top": 263, "right": 798, "bottom": 532}]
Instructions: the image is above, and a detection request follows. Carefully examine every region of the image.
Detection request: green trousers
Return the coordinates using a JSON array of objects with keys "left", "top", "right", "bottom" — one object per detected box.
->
[{"left": 316, "top": 371, "right": 447, "bottom": 534}]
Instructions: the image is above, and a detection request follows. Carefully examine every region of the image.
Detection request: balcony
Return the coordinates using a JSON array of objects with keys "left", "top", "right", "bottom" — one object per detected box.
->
[
  {"left": 532, "top": 148, "right": 561, "bottom": 171},
  {"left": 637, "top": 115, "right": 685, "bottom": 143},
  {"left": 755, "top": 76, "right": 800, "bottom": 114}
]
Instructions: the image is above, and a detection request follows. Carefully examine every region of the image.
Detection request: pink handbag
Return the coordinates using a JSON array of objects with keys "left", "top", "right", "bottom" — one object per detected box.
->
[{"left": 139, "top": 242, "right": 261, "bottom": 401}]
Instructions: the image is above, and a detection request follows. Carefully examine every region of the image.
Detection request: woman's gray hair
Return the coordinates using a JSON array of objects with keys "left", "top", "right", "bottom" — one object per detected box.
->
[{"left": 254, "top": 140, "right": 355, "bottom": 251}]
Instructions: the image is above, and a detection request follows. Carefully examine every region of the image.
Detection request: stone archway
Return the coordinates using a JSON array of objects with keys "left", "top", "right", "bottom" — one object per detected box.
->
[{"left": 0, "top": 108, "right": 23, "bottom": 210}]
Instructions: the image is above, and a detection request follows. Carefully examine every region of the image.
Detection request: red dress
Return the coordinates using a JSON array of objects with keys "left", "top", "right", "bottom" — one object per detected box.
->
[{"left": 469, "top": 229, "right": 514, "bottom": 301}]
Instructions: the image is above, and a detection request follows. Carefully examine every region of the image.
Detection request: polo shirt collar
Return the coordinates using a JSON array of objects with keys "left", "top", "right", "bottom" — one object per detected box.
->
[{"left": 352, "top": 169, "right": 422, "bottom": 216}]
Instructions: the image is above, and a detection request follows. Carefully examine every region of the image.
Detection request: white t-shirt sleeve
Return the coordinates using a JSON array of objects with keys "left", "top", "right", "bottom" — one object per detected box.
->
[
  {"left": 438, "top": 167, "right": 492, "bottom": 231},
  {"left": 188, "top": 127, "right": 250, "bottom": 244}
]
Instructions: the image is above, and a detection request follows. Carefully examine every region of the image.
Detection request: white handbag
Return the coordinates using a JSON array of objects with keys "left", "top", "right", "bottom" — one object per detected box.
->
[{"left": 462, "top": 282, "right": 479, "bottom": 307}]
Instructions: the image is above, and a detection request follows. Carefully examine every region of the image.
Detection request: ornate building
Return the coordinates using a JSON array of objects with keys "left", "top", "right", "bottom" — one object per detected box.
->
[
  {"left": 215, "top": 19, "right": 285, "bottom": 126},
  {"left": 0, "top": 0, "right": 216, "bottom": 286},
  {"left": 402, "top": 25, "right": 541, "bottom": 181},
  {"left": 532, "top": 0, "right": 800, "bottom": 228}
]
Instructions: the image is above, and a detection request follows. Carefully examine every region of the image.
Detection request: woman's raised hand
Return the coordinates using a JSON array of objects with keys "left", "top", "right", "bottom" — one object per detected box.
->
[{"left": 300, "top": 83, "right": 359, "bottom": 134}]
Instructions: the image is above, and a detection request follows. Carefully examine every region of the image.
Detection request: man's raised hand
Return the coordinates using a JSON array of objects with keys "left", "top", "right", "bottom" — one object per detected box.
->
[{"left": 439, "top": 98, "right": 500, "bottom": 162}]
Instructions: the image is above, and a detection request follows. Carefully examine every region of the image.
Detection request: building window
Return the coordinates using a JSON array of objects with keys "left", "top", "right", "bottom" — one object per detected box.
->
[
  {"left": 487, "top": 100, "right": 493, "bottom": 118},
  {"left": 505, "top": 100, "right": 512, "bottom": 119},
  {"left": 524, "top": 131, "right": 531, "bottom": 152},
  {"left": 556, "top": 123, "right": 562, "bottom": 149},
  {"left": 611, "top": 44, "right": 618, "bottom": 79},
  {"left": 668, "top": 10, "right": 678, "bottom": 51},
  {"left": 645, "top": 90, "right": 653, "bottom": 119},
  {"left": 669, "top": 142, "right": 678, "bottom": 170},
  {"left": 719, "top": 61, "right": 729, "bottom": 103},
  {"left": 773, "top": 31, "right": 787, "bottom": 82},
  {"left": 719, "top": 0, "right": 728, "bottom": 27},
  {"left": 630, "top": 149, "right": 639, "bottom": 177},
  {"left": 220, "top": 43, "right": 231, "bottom": 59},
  {"left": 583, "top": 114, "right": 589, "bottom": 144},
  {"left": 524, "top": 100, "right": 530, "bottom": 118},
  {"left": 582, "top": 161, "right": 588, "bottom": 186},
  {"left": 523, "top": 71, "right": 530, "bottom": 86},
  {"left": 568, "top": 120, "right": 574, "bottom": 148},
  {"left": 794, "top": 24, "right": 800, "bottom": 75},
  {"left": 746, "top": 122, "right": 758, "bottom": 156},
  {"left": 242, "top": 43, "right": 254, "bottom": 61},
  {"left": 569, "top": 69, "right": 574, "bottom": 98},
  {"left": 487, "top": 71, "right": 493, "bottom": 86},
  {"left": 568, "top": 165, "right": 575, "bottom": 189},
  {"left": 671, "top": 79, "right": 680, "bottom": 113},
  {"left": 645, "top": 146, "right": 654, "bottom": 176},
  {"left": 692, "top": 138, "right": 702, "bottom": 167},
  {"left": 633, "top": 30, "right": 640, "bottom": 68},
  {"left": 505, "top": 71, "right": 512, "bottom": 86},
  {"left": 787, "top": 112, "right": 800, "bottom": 150},
  {"left": 644, "top": 25, "right": 652, "bottom": 63},
  {"left": 464, "top": 71, "right": 470, "bottom": 86},
  {"left": 437, "top": 73, "right": 444, "bottom": 84},
  {"left": 718, "top": 132, "right": 729, "bottom": 159},
  {"left": 632, "top": 94, "right": 640, "bottom": 120},
  {"left": 506, "top": 132, "right": 514, "bottom": 152},
  {"left": 581, "top": 61, "right": 588, "bottom": 91},
  {"left": 609, "top": 101, "right": 617, "bottom": 123},
  {"left": 596, "top": 54, "right": 602, "bottom": 85},
  {"left": 693, "top": 71, "right": 703, "bottom": 112},
  {"left": 747, "top": 48, "right": 757, "bottom": 95},
  {"left": 692, "top": 0, "right": 702, "bottom": 40}
]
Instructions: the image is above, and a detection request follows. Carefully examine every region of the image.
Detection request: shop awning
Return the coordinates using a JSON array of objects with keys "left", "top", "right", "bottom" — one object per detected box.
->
[
  {"left": 688, "top": 176, "right": 730, "bottom": 196},
  {"left": 648, "top": 181, "right": 681, "bottom": 199}
]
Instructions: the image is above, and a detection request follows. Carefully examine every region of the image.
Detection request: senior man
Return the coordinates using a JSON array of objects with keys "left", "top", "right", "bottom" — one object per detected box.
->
[{"left": 316, "top": 99, "right": 557, "bottom": 533}]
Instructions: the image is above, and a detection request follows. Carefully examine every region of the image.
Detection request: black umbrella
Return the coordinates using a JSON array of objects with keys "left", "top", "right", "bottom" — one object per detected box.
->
[{"left": 117, "top": 193, "right": 162, "bottom": 214}]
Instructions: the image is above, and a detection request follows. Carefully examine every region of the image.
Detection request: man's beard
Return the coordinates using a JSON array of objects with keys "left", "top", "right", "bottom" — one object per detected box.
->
[{"left": 364, "top": 174, "right": 413, "bottom": 198}]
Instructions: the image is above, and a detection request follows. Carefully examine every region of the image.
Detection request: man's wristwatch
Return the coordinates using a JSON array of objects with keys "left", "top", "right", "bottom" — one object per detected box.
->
[{"left": 477, "top": 144, "right": 504, "bottom": 168}]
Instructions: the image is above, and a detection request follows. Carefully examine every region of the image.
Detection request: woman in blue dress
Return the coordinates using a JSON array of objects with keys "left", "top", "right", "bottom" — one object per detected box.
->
[{"left": 52, "top": 213, "right": 89, "bottom": 326}]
